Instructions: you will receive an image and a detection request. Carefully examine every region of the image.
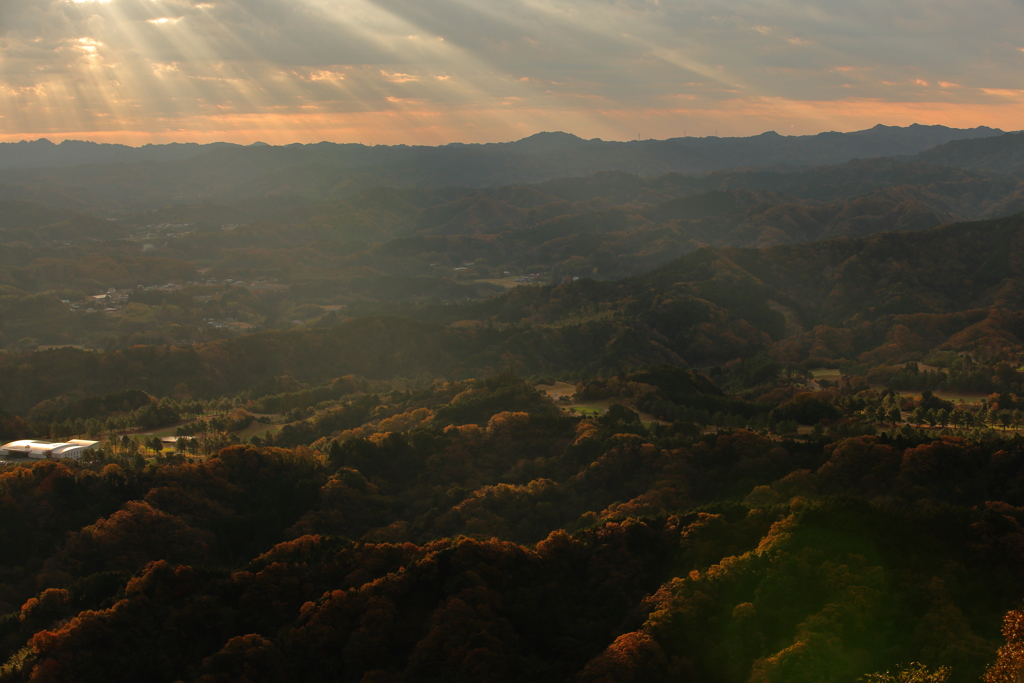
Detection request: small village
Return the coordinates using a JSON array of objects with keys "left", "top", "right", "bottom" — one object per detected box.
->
[{"left": 61, "top": 277, "right": 283, "bottom": 316}]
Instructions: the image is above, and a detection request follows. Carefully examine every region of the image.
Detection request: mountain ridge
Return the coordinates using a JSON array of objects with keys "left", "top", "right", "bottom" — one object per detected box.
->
[{"left": 1, "top": 123, "right": 1002, "bottom": 171}]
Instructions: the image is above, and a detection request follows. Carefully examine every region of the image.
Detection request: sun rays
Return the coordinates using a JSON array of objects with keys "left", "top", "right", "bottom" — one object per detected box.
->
[{"left": 0, "top": 0, "right": 1022, "bottom": 143}]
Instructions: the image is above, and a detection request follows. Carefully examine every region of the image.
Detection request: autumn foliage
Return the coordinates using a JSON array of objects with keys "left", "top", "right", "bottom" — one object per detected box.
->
[{"left": 2, "top": 379, "right": 1024, "bottom": 682}]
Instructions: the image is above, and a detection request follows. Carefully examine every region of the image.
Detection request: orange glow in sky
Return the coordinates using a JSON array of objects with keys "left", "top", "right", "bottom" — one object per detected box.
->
[{"left": 2, "top": 0, "right": 1022, "bottom": 145}]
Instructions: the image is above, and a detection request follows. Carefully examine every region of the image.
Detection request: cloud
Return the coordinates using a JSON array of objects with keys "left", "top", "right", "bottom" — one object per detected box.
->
[
  {"left": 380, "top": 71, "right": 418, "bottom": 83},
  {"left": 0, "top": 0, "right": 1022, "bottom": 143}
]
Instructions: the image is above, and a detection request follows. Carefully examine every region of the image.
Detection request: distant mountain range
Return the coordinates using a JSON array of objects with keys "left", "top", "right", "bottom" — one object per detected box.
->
[
  {"left": 0, "top": 124, "right": 1004, "bottom": 172},
  {"left": 0, "top": 124, "right": 1011, "bottom": 211}
]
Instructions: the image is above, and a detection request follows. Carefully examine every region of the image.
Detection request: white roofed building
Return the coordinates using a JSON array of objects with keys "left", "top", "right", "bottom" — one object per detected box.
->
[{"left": 0, "top": 439, "right": 99, "bottom": 459}]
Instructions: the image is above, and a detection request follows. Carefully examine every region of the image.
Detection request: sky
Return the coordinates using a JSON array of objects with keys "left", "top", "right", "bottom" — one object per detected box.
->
[{"left": 0, "top": 0, "right": 1022, "bottom": 145}]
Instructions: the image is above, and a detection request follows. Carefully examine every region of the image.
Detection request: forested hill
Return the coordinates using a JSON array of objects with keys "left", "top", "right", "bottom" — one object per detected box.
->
[
  {"left": 474, "top": 210, "right": 1024, "bottom": 364},
  {"left": 4, "top": 211, "right": 1024, "bottom": 412},
  {"left": 644, "top": 210, "right": 1024, "bottom": 321},
  {"left": 10, "top": 153, "right": 1024, "bottom": 359},
  {"left": 4, "top": 384, "right": 1024, "bottom": 683},
  {"left": 917, "top": 131, "right": 1024, "bottom": 175}
]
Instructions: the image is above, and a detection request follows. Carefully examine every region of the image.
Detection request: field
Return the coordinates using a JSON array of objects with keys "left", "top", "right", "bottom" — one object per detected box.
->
[
  {"left": 561, "top": 397, "right": 663, "bottom": 424},
  {"left": 136, "top": 414, "right": 283, "bottom": 444},
  {"left": 536, "top": 381, "right": 577, "bottom": 401},
  {"left": 895, "top": 390, "right": 989, "bottom": 404},
  {"left": 235, "top": 420, "right": 283, "bottom": 441},
  {"left": 566, "top": 403, "right": 605, "bottom": 417},
  {"left": 141, "top": 425, "right": 185, "bottom": 438}
]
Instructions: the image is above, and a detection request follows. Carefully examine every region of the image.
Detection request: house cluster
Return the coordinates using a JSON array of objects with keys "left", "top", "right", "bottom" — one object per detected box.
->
[
  {"left": 0, "top": 439, "right": 99, "bottom": 460},
  {"left": 61, "top": 278, "right": 282, "bottom": 315},
  {"left": 78, "top": 288, "right": 130, "bottom": 312},
  {"left": 204, "top": 319, "right": 254, "bottom": 330},
  {"left": 129, "top": 222, "right": 195, "bottom": 238}
]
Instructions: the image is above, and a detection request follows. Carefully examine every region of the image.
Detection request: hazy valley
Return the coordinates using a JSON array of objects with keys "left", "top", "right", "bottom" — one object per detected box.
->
[{"left": 3, "top": 126, "right": 1024, "bottom": 683}]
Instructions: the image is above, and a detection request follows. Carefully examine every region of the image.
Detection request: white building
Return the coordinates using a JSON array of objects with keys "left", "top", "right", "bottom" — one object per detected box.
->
[{"left": 0, "top": 439, "right": 99, "bottom": 460}]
